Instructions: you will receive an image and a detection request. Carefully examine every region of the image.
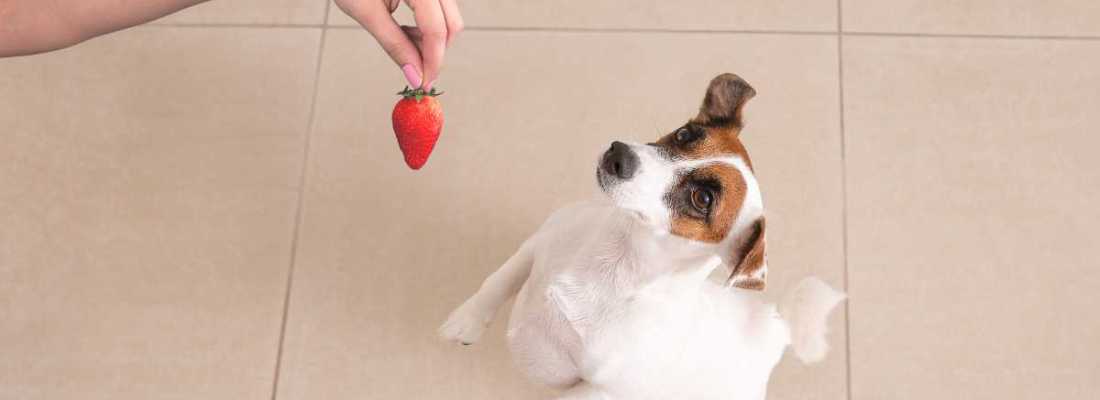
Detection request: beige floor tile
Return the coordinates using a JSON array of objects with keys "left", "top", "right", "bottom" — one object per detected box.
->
[
  {"left": 844, "top": 37, "right": 1100, "bottom": 399},
  {"left": 328, "top": 0, "right": 837, "bottom": 32},
  {"left": 0, "top": 27, "right": 321, "bottom": 400},
  {"left": 276, "top": 30, "right": 845, "bottom": 400},
  {"left": 843, "top": 0, "right": 1100, "bottom": 37},
  {"left": 157, "top": 0, "right": 328, "bottom": 25}
]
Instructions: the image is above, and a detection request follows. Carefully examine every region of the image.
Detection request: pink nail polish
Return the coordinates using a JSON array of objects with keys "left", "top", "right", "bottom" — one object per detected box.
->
[
  {"left": 423, "top": 80, "right": 435, "bottom": 91},
  {"left": 401, "top": 64, "right": 422, "bottom": 88}
]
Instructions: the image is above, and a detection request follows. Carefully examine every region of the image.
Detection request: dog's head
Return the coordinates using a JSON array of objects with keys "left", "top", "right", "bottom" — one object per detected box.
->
[{"left": 597, "top": 73, "right": 767, "bottom": 290}]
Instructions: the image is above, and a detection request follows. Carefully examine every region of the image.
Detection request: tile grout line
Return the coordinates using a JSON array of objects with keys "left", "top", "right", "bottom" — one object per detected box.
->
[
  {"left": 152, "top": 22, "right": 327, "bottom": 28},
  {"left": 324, "top": 0, "right": 332, "bottom": 26},
  {"left": 146, "top": 23, "right": 1100, "bottom": 41},
  {"left": 436, "top": 26, "right": 835, "bottom": 35},
  {"left": 268, "top": 2, "right": 331, "bottom": 399},
  {"left": 837, "top": 2, "right": 854, "bottom": 400},
  {"left": 844, "top": 30, "right": 1100, "bottom": 41},
  {"left": 152, "top": 22, "right": 831, "bottom": 35}
]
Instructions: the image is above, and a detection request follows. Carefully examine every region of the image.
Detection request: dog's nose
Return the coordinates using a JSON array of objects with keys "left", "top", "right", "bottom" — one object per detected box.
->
[{"left": 601, "top": 141, "right": 639, "bottom": 180}]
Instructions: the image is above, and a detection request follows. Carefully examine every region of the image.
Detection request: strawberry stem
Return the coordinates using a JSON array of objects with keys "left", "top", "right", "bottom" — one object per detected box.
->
[{"left": 397, "top": 86, "right": 443, "bottom": 101}]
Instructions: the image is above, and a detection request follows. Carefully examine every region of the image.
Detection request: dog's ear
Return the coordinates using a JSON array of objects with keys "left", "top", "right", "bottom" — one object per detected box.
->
[
  {"left": 727, "top": 217, "right": 767, "bottom": 290},
  {"left": 693, "top": 73, "right": 756, "bottom": 129}
]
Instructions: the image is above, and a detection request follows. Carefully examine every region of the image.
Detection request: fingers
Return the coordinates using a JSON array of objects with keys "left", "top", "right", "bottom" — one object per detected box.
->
[
  {"left": 336, "top": 0, "right": 463, "bottom": 90},
  {"left": 340, "top": 0, "right": 424, "bottom": 88},
  {"left": 408, "top": 0, "right": 448, "bottom": 89},
  {"left": 401, "top": 25, "right": 423, "bottom": 43},
  {"left": 385, "top": 0, "right": 401, "bottom": 12},
  {"left": 438, "top": 0, "right": 465, "bottom": 46}
]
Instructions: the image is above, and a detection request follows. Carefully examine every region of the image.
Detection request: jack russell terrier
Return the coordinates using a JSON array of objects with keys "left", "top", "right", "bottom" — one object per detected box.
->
[{"left": 440, "top": 73, "right": 845, "bottom": 400}]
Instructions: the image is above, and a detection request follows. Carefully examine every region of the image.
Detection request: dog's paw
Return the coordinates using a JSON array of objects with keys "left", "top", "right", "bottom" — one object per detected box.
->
[{"left": 439, "top": 299, "right": 492, "bottom": 346}]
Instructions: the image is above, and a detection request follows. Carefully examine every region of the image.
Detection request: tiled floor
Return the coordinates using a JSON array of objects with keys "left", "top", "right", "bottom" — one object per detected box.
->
[{"left": 2, "top": 1, "right": 1098, "bottom": 400}]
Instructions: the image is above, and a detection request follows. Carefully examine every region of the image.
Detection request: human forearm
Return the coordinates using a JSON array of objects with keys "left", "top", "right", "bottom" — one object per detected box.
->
[{"left": 0, "top": 0, "right": 207, "bottom": 57}]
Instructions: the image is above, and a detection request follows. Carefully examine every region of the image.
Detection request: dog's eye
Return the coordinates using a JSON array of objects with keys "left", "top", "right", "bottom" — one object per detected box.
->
[
  {"left": 690, "top": 188, "right": 713, "bottom": 213},
  {"left": 675, "top": 127, "right": 700, "bottom": 144}
]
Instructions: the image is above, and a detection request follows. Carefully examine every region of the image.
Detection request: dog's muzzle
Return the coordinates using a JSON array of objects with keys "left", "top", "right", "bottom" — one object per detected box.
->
[{"left": 600, "top": 141, "right": 639, "bottom": 181}]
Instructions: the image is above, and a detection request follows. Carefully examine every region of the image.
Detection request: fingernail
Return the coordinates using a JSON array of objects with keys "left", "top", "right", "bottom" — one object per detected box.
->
[
  {"left": 401, "top": 64, "right": 422, "bottom": 88},
  {"left": 423, "top": 80, "right": 435, "bottom": 91}
]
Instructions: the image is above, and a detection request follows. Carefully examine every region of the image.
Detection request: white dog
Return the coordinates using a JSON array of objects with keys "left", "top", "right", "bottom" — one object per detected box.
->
[{"left": 441, "top": 74, "right": 845, "bottom": 400}]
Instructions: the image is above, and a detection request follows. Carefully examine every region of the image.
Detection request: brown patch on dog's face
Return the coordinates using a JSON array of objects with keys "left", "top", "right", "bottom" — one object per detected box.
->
[
  {"left": 652, "top": 123, "right": 754, "bottom": 170},
  {"left": 655, "top": 73, "right": 768, "bottom": 290},
  {"left": 651, "top": 73, "right": 757, "bottom": 169},
  {"left": 652, "top": 73, "right": 757, "bottom": 243},
  {"left": 665, "top": 163, "right": 747, "bottom": 244}
]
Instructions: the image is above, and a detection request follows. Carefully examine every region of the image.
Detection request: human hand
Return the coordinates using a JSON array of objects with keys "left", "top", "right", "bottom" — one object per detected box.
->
[{"left": 335, "top": 0, "right": 463, "bottom": 90}]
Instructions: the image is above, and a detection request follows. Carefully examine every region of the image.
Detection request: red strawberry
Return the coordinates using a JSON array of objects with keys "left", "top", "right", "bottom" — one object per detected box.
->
[{"left": 392, "top": 86, "right": 444, "bottom": 170}]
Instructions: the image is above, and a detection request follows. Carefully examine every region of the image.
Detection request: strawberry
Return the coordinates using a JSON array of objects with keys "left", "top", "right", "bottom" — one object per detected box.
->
[{"left": 392, "top": 86, "right": 444, "bottom": 170}]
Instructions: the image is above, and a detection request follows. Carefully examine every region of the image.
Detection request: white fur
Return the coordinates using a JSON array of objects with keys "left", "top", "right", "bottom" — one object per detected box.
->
[
  {"left": 597, "top": 142, "right": 680, "bottom": 229},
  {"left": 780, "top": 277, "right": 846, "bottom": 364},
  {"left": 440, "top": 151, "right": 843, "bottom": 399}
]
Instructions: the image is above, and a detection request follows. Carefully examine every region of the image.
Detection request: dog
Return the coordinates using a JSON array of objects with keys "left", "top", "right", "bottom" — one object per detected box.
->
[{"left": 440, "top": 73, "right": 845, "bottom": 400}]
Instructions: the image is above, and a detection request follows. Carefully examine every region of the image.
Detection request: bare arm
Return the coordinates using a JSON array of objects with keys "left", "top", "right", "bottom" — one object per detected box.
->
[
  {"left": 0, "top": 0, "right": 207, "bottom": 57},
  {"left": 2, "top": 0, "right": 464, "bottom": 90}
]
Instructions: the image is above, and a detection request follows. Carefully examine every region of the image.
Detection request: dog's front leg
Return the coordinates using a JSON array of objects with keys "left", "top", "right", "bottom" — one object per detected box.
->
[{"left": 439, "top": 238, "right": 535, "bottom": 345}]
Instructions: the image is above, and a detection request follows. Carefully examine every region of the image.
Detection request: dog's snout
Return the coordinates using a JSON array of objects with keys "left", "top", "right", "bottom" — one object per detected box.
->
[{"left": 602, "top": 141, "right": 639, "bottom": 180}]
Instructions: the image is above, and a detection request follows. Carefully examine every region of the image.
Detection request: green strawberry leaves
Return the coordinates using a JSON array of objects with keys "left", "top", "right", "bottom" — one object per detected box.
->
[{"left": 397, "top": 86, "right": 443, "bottom": 102}]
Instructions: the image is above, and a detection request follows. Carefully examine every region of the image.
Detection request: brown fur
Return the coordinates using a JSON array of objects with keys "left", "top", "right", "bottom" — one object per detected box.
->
[
  {"left": 658, "top": 73, "right": 767, "bottom": 290},
  {"left": 694, "top": 73, "right": 756, "bottom": 128},
  {"left": 653, "top": 73, "right": 757, "bottom": 169},
  {"left": 729, "top": 218, "right": 767, "bottom": 289},
  {"left": 654, "top": 126, "right": 754, "bottom": 171},
  {"left": 668, "top": 163, "right": 747, "bottom": 244}
]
